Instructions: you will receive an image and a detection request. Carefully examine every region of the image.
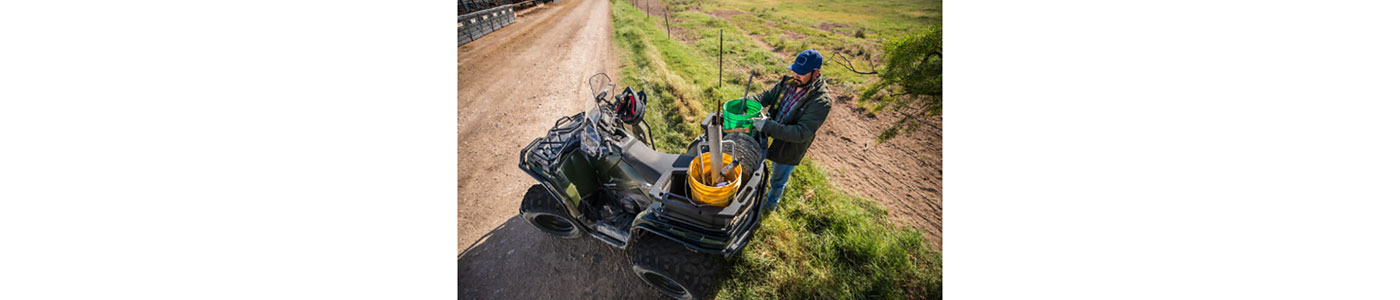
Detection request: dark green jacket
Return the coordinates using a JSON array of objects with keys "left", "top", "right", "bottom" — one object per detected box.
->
[{"left": 753, "top": 76, "right": 832, "bottom": 165}]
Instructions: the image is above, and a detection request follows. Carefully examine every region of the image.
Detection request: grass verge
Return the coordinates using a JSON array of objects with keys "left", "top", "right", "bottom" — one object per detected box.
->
[
  {"left": 717, "top": 161, "right": 941, "bottom": 299},
  {"left": 655, "top": 0, "right": 940, "bottom": 114},
  {"left": 611, "top": 1, "right": 941, "bottom": 298}
]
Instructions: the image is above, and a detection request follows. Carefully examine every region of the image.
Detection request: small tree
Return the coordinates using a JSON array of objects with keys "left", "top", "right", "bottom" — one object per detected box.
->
[{"left": 861, "top": 25, "right": 941, "bottom": 141}]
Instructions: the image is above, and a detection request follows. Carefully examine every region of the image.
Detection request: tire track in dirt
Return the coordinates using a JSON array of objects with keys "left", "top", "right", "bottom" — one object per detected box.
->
[{"left": 458, "top": 0, "right": 664, "bottom": 298}]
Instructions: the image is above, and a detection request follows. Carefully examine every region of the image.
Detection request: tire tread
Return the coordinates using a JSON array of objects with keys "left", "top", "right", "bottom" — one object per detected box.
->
[{"left": 629, "top": 233, "right": 725, "bottom": 300}]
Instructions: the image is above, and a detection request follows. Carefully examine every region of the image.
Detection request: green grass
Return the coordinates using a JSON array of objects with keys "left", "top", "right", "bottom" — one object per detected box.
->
[
  {"left": 716, "top": 161, "right": 941, "bottom": 299},
  {"left": 706, "top": 0, "right": 939, "bottom": 111},
  {"left": 611, "top": 0, "right": 710, "bottom": 152},
  {"left": 611, "top": 1, "right": 940, "bottom": 298},
  {"left": 642, "top": 0, "right": 940, "bottom": 115}
]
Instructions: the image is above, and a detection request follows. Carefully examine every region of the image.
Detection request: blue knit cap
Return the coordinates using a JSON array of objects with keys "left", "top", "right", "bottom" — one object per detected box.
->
[{"left": 787, "top": 49, "right": 823, "bottom": 75}]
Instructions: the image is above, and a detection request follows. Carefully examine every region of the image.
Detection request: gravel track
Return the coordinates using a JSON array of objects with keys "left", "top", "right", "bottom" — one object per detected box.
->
[{"left": 457, "top": 0, "right": 662, "bottom": 298}]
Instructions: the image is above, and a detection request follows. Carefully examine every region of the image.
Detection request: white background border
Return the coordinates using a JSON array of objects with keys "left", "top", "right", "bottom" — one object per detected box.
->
[
  {"left": 953, "top": 0, "right": 1400, "bottom": 298},
  {"left": 2, "top": 0, "right": 1398, "bottom": 299},
  {"left": 1, "top": 0, "right": 454, "bottom": 299}
]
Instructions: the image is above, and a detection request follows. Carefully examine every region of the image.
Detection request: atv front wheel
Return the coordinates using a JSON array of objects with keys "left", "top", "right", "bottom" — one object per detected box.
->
[
  {"left": 629, "top": 233, "right": 725, "bottom": 300},
  {"left": 519, "top": 184, "right": 582, "bottom": 239}
]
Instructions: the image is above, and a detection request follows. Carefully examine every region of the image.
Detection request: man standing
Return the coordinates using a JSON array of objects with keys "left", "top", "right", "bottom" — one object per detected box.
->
[{"left": 749, "top": 49, "right": 831, "bottom": 211}]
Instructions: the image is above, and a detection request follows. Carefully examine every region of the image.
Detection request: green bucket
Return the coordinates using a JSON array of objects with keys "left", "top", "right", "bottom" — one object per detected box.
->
[{"left": 722, "top": 98, "right": 762, "bottom": 130}]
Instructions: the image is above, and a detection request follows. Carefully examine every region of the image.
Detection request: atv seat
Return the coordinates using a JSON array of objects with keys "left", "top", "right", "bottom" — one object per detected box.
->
[{"left": 620, "top": 138, "right": 691, "bottom": 184}]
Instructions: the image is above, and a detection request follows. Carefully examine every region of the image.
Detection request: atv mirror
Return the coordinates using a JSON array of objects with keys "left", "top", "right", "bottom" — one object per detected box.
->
[{"left": 596, "top": 91, "right": 610, "bottom": 105}]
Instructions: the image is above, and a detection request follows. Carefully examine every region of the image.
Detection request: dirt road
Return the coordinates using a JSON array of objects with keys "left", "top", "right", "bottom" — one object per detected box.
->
[
  {"left": 458, "top": 0, "right": 662, "bottom": 298},
  {"left": 458, "top": 0, "right": 617, "bottom": 251}
]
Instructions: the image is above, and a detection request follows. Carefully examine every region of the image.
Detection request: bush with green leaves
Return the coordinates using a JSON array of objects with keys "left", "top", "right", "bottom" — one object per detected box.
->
[{"left": 860, "top": 24, "right": 941, "bottom": 141}]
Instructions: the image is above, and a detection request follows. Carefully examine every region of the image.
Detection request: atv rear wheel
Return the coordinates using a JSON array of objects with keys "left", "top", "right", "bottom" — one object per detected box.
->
[
  {"left": 629, "top": 232, "right": 725, "bottom": 300},
  {"left": 519, "top": 184, "right": 582, "bottom": 239}
]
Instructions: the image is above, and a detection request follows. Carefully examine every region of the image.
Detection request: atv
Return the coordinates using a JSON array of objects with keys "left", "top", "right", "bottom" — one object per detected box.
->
[{"left": 516, "top": 73, "right": 768, "bottom": 299}]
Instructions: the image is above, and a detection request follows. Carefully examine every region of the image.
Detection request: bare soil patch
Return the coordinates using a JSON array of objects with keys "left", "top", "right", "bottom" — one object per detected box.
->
[
  {"left": 632, "top": 0, "right": 670, "bottom": 18},
  {"left": 708, "top": 9, "right": 746, "bottom": 19},
  {"left": 817, "top": 21, "right": 852, "bottom": 33},
  {"left": 808, "top": 89, "right": 943, "bottom": 249},
  {"left": 627, "top": 0, "right": 699, "bottom": 42},
  {"left": 740, "top": 29, "right": 776, "bottom": 53}
]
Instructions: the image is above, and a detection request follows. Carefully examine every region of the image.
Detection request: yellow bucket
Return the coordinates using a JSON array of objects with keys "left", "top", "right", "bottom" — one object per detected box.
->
[{"left": 687, "top": 153, "right": 743, "bottom": 206}]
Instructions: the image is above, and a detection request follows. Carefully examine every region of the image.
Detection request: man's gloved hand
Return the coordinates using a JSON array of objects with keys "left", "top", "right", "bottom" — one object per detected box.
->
[{"left": 750, "top": 117, "right": 771, "bottom": 133}]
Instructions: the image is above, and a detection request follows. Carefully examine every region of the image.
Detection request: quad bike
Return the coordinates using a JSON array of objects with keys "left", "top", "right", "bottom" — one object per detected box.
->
[{"left": 516, "top": 73, "right": 768, "bottom": 299}]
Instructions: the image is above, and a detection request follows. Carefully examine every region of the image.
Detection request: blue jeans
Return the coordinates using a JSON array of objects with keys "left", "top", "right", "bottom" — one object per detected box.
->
[{"left": 763, "top": 162, "right": 797, "bottom": 211}]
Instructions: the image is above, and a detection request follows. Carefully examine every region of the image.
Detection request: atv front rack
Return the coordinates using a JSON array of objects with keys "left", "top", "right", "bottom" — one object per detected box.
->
[{"left": 521, "top": 112, "right": 587, "bottom": 171}]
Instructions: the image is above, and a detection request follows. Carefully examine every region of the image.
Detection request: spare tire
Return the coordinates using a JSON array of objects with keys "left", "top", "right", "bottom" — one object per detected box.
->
[{"left": 721, "top": 133, "right": 762, "bottom": 183}]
